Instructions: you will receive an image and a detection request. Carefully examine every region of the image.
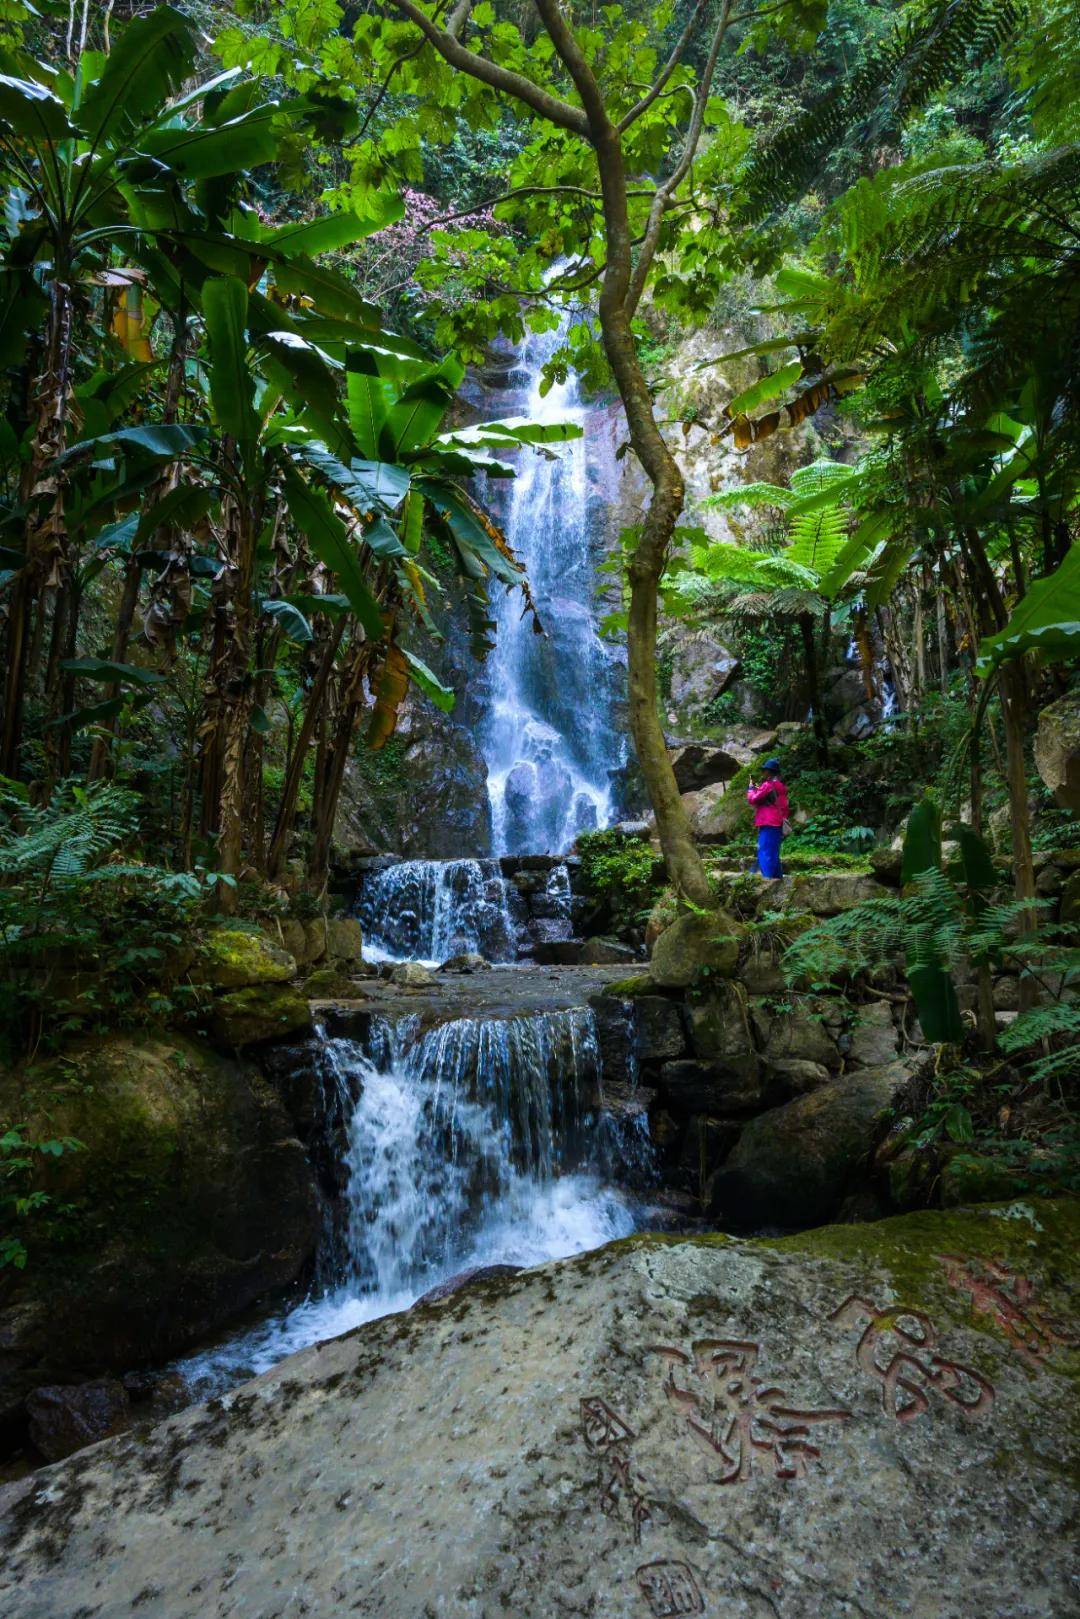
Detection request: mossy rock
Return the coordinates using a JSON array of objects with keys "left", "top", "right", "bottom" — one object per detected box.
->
[
  {"left": 649, "top": 910, "right": 744, "bottom": 989},
  {"left": 195, "top": 927, "right": 296, "bottom": 990},
  {"left": 325, "top": 917, "right": 363, "bottom": 964},
  {"left": 0, "top": 1033, "right": 318, "bottom": 1406},
  {"left": 303, "top": 967, "right": 367, "bottom": 1000},
  {"left": 603, "top": 973, "right": 657, "bottom": 997},
  {"left": 210, "top": 983, "right": 312, "bottom": 1047}
]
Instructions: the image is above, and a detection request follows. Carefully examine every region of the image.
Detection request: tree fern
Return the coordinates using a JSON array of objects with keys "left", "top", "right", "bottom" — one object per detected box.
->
[
  {"left": 740, "top": 0, "right": 1026, "bottom": 222},
  {"left": 0, "top": 783, "right": 139, "bottom": 882}
]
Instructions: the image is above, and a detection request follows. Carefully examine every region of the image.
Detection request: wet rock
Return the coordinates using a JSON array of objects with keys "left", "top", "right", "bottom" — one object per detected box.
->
[
  {"left": 657, "top": 1058, "right": 762, "bottom": 1114},
  {"left": 678, "top": 1115, "right": 740, "bottom": 1200},
  {"left": 668, "top": 742, "right": 742, "bottom": 793},
  {"left": 390, "top": 962, "right": 436, "bottom": 989},
  {"left": 709, "top": 1063, "right": 909, "bottom": 1227},
  {"left": 649, "top": 911, "right": 743, "bottom": 989},
  {"left": 739, "top": 950, "right": 786, "bottom": 995},
  {"left": 762, "top": 1057, "right": 831, "bottom": 1098},
  {"left": 211, "top": 983, "right": 313, "bottom": 1047},
  {"left": 577, "top": 936, "right": 638, "bottom": 965},
  {"left": 750, "top": 996, "right": 841, "bottom": 1070},
  {"left": 848, "top": 1001, "right": 899, "bottom": 1066},
  {"left": 870, "top": 846, "right": 903, "bottom": 886},
  {"left": 439, "top": 952, "right": 491, "bottom": 974},
  {"left": 632, "top": 996, "right": 688, "bottom": 1061},
  {"left": 414, "top": 1265, "right": 522, "bottom": 1306},
  {"left": 0, "top": 1034, "right": 318, "bottom": 1416},
  {"left": 764, "top": 873, "right": 891, "bottom": 917},
  {"left": 10, "top": 1201, "right": 1076, "bottom": 1618},
  {"left": 325, "top": 917, "right": 363, "bottom": 964},
  {"left": 822, "top": 665, "right": 870, "bottom": 721},
  {"left": 25, "top": 1381, "right": 130, "bottom": 1462},
  {"left": 304, "top": 917, "right": 328, "bottom": 964},
  {"left": 1034, "top": 692, "right": 1080, "bottom": 811},
  {"left": 195, "top": 928, "right": 296, "bottom": 990},
  {"left": 303, "top": 967, "right": 371, "bottom": 1001}
]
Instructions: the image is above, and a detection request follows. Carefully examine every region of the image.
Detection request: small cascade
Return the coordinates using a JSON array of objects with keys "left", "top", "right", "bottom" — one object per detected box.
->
[
  {"left": 356, "top": 857, "right": 518, "bottom": 963},
  {"left": 356, "top": 856, "right": 578, "bottom": 963},
  {"left": 174, "top": 1008, "right": 650, "bottom": 1398}
]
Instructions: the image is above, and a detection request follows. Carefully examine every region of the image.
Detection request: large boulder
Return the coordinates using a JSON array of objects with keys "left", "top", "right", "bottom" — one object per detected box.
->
[
  {"left": 749, "top": 995, "right": 842, "bottom": 1070},
  {"left": 4, "top": 1201, "right": 1076, "bottom": 1618},
  {"left": 194, "top": 928, "right": 296, "bottom": 990},
  {"left": 708, "top": 1062, "right": 909, "bottom": 1227},
  {"left": 667, "top": 742, "right": 742, "bottom": 793},
  {"left": 764, "top": 872, "right": 891, "bottom": 917},
  {"left": 667, "top": 632, "right": 740, "bottom": 713},
  {"left": 0, "top": 1035, "right": 319, "bottom": 1429},
  {"left": 210, "top": 983, "right": 313, "bottom": 1048},
  {"left": 1034, "top": 692, "right": 1080, "bottom": 811},
  {"left": 25, "top": 1381, "right": 130, "bottom": 1462},
  {"left": 649, "top": 911, "right": 743, "bottom": 989}
]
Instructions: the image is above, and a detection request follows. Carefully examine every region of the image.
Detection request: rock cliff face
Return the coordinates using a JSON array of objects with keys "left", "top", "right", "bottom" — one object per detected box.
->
[{"left": 2, "top": 1199, "right": 1075, "bottom": 1618}]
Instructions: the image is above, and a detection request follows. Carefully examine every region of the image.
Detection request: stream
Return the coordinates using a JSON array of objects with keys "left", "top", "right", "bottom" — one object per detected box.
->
[{"left": 172, "top": 325, "right": 651, "bottom": 1400}]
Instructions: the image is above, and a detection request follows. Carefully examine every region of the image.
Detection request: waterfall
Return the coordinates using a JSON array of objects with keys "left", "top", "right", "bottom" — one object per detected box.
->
[
  {"left": 480, "top": 317, "right": 625, "bottom": 854},
  {"left": 173, "top": 1009, "right": 650, "bottom": 1397},
  {"left": 356, "top": 857, "right": 519, "bottom": 963}
]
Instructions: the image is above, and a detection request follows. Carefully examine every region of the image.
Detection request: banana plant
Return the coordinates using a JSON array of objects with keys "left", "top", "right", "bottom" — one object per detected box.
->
[{"left": 0, "top": 3, "right": 387, "bottom": 775}]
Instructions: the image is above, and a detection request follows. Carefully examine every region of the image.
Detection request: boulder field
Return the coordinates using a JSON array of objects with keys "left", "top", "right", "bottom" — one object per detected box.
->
[{"left": 1, "top": 1198, "right": 1076, "bottom": 1618}]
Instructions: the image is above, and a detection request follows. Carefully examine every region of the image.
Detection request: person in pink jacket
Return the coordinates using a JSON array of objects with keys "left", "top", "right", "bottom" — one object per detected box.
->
[{"left": 747, "top": 758, "right": 789, "bottom": 879}]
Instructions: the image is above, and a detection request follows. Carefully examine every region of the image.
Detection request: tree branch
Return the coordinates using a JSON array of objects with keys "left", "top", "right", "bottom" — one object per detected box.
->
[
  {"left": 387, "top": 0, "right": 589, "bottom": 134},
  {"left": 617, "top": 0, "right": 710, "bottom": 132},
  {"left": 625, "top": 0, "right": 733, "bottom": 316}
]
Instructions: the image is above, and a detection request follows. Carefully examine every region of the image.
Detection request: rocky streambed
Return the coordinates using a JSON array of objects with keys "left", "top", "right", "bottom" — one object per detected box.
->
[{"left": 2, "top": 1198, "right": 1076, "bottom": 1618}]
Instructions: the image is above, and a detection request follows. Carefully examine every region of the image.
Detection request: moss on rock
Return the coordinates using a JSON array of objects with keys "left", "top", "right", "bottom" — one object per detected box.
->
[
  {"left": 195, "top": 928, "right": 296, "bottom": 990},
  {"left": 210, "top": 983, "right": 312, "bottom": 1047}
]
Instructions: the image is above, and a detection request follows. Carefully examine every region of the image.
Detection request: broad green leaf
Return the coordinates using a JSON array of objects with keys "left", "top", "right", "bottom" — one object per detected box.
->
[
  {"left": 976, "top": 545, "right": 1080, "bottom": 675},
  {"left": 0, "top": 268, "right": 46, "bottom": 368},
  {"left": 902, "top": 797, "right": 941, "bottom": 883},
  {"left": 725, "top": 361, "right": 803, "bottom": 420},
  {"left": 136, "top": 106, "right": 280, "bottom": 178},
  {"left": 249, "top": 705, "right": 271, "bottom": 734},
  {"left": 266, "top": 199, "right": 404, "bottom": 257},
  {"left": 417, "top": 480, "right": 520, "bottom": 586},
  {"left": 402, "top": 649, "right": 455, "bottom": 713},
  {"left": 293, "top": 443, "right": 410, "bottom": 513},
  {"left": 260, "top": 598, "right": 313, "bottom": 643},
  {"left": 60, "top": 657, "right": 166, "bottom": 687},
  {"left": 363, "top": 517, "right": 407, "bottom": 559},
  {"left": 61, "top": 424, "right": 209, "bottom": 463},
  {"left": 0, "top": 75, "right": 76, "bottom": 141},
  {"left": 76, "top": 5, "right": 195, "bottom": 147},
  {"left": 346, "top": 367, "right": 391, "bottom": 459},
  {"left": 384, "top": 355, "right": 466, "bottom": 459},
  {"left": 908, "top": 963, "right": 964, "bottom": 1044},
  {"left": 280, "top": 466, "right": 383, "bottom": 640},
  {"left": 134, "top": 484, "right": 213, "bottom": 544},
  {"left": 950, "top": 824, "right": 997, "bottom": 895},
  {"left": 284, "top": 591, "right": 350, "bottom": 619},
  {"left": 434, "top": 417, "right": 584, "bottom": 451},
  {"left": 203, "top": 277, "right": 257, "bottom": 441}
]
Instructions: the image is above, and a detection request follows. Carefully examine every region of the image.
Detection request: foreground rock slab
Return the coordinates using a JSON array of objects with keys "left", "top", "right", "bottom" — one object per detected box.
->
[{"left": 2, "top": 1201, "right": 1077, "bottom": 1619}]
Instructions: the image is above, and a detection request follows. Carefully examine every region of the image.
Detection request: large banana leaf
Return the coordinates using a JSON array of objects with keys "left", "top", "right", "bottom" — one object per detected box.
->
[
  {"left": 907, "top": 963, "right": 964, "bottom": 1044},
  {"left": 346, "top": 369, "right": 391, "bottom": 459},
  {"left": 266, "top": 199, "right": 404, "bottom": 256},
  {"left": 203, "top": 277, "right": 257, "bottom": 442},
  {"left": 975, "top": 544, "right": 1080, "bottom": 674},
  {"left": 901, "top": 797, "right": 941, "bottom": 882},
  {"left": 724, "top": 361, "right": 803, "bottom": 420},
  {"left": 293, "top": 443, "right": 410, "bottom": 514},
  {"left": 0, "top": 75, "right": 75, "bottom": 141},
  {"left": 416, "top": 480, "right": 521, "bottom": 587},
  {"left": 383, "top": 357, "right": 466, "bottom": 460},
  {"left": 402, "top": 648, "right": 455, "bottom": 712},
  {"left": 433, "top": 417, "right": 584, "bottom": 451},
  {"left": 60, "top": 658, "right": 166, "bottom": 688},
  {"left": 75, "top": 5, "right": 195, "bottom": 145},
  {"left": 281, "top": 466, "right": 383, "bottom": 640},
  {"left": 135, "top": 104, "right": 282, "bottom": 179}
]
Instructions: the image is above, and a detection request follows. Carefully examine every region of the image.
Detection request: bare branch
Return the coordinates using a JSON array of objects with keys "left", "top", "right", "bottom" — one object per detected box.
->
[
  {"left": 387, "top": 0, "right": 589, "bottom": 135},
  {"left": 625, "top": 0, "right": 733, "bottom": 316},
  {"left": 617, "top": 0, "right": 711, "bottom": 133}
]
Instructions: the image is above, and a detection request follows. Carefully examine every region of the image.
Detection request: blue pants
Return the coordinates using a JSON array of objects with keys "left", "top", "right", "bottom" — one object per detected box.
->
[{"left": 757, "top": 825, "right": 783, "bottom": 879}]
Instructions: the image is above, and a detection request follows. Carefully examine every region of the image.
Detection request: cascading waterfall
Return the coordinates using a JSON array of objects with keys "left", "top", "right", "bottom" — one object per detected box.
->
[
  {"left": 174, "top": 1009, "right": 649, "bottom": 1398},
  {"left": 481, "top": 315, "right": 625, "bottom": 854},
  {"left": 356, "top": 857, "right": 519, "bottom": 963}
]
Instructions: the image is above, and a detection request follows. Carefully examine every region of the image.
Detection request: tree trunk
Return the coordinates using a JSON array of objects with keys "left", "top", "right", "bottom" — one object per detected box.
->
[
  {"left": 998, "top": 659, "right": 1038, "bottom": 1012},
  {"left": 267, "top": 617, "right": 347, "bottom": 879},
  {"left": 87, "top": 558, "right": 141, "bottom": 782}
]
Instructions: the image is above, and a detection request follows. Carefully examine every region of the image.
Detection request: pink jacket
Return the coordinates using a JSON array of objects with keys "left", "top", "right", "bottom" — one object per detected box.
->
[{"left": 747, "top": 777, "right": 789, "bottom": 829}]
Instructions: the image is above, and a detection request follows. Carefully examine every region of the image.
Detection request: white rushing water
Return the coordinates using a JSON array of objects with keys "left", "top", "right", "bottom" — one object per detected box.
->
[
  {"left": 480, "top": 317, "right": 625, "bottom": 854},
  {"left": 356, "top": 857, "right": 520, "bottom": 964},
  {"left": 174, "top": 1011, "right": 649, "bottom": 1398}
]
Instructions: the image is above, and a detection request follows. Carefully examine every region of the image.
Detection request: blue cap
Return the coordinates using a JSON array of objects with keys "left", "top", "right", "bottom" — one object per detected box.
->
[{"left": 763, "top": 757, "right": 780, "bottom": 772}]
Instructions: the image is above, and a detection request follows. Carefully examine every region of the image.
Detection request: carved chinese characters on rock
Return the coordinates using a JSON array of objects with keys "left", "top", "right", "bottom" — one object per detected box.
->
[
  {"left": 938, "top": 1254, "right": 1079, "bottom": 1367},
  {"left": 635, "top": 1560, "right": 705, "bottom": 1618},
  {"left": 649, "top": 1338, "right": 851, "bottom": 1485},
  {"left": 830, "top": 1296, "right": 995, "bottom": 1422},
  {"left": 579, "top": 1396, "right": 652, "bottom": 1545}
]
